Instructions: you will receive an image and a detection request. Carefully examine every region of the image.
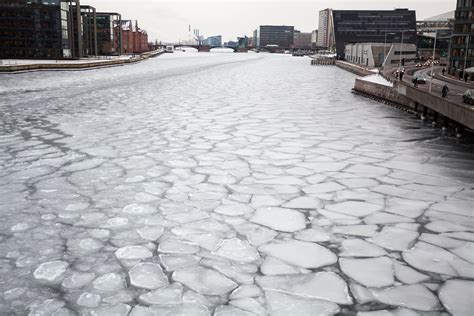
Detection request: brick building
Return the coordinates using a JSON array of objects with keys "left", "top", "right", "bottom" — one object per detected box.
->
[{"left": 120, "top": 20, "right": 149, "bottom": 54}]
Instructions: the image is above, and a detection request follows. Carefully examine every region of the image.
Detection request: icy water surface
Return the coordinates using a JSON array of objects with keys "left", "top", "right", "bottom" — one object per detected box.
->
[{"left": 0, "top": 53, "right": 473, "bottom": 315}]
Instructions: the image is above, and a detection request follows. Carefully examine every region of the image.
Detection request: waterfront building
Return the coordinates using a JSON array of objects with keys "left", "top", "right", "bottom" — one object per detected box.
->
[
  {"left": 253, "top": 29, "right": 259, "bottom": 49},
  {"left": 448, "top": 0, "right": 474, "bottom": 77},
  {"left": 72, "top": 5, "right": 97, "bottom": 57},
  {"left": 345, "top": 42, "right": 417, "bottom": 68},
  {"left": 120, "top": 20, "right": 149, "bottom": 54},
  {"left": 417, "top": 12, "right": 453, "bottom": 62},
  {"left": 333, "top": 9, "right": 417, "bottom": 60},
  {"left": 311, "top": 30, "right": 318, "bottom": 49},
  {"left": 0, "top": 0, "right": 81, "bottom": 59},
  {"left": 96, "top": 12, "right": 121, "bottom": 55},
  {"left": 202, "top": 35, "right": 222, "bottom": 47},
  {"left": 317, "top": 8, "right": 335, "bottom": 51},
  {"left": 258, "top": 25, "right": 294, "bottom": 49},
  {"left": 293, "top": 31, "right": 312, "bottom": 50}
]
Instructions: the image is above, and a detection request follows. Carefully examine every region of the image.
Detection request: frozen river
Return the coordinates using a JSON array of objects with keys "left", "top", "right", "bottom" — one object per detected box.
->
[{"left": 0, "top": 52, "right": 473, "bottom": 315}]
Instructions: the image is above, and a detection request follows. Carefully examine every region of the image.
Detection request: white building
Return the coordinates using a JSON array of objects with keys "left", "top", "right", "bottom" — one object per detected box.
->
[
  {"left": 317, "top": 8, "right": 335, "bottom": 50},
  {"left": 344, "top": 42, "right": 417, "bottom": 68}
]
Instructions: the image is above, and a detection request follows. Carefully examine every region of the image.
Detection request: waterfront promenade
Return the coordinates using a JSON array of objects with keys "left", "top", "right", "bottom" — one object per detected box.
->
[{"left": 0, "top": 53, "right": 473, "bottom": 315}]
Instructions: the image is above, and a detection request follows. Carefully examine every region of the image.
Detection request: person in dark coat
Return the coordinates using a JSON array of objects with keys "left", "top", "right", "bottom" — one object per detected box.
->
[{"left": 442, "top": 84, "right": 449, "bottom": 98}]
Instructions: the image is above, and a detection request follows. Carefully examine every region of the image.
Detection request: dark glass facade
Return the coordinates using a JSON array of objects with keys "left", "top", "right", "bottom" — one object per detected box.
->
[
  {"left": 258, "top": 25, "right": 294, "bottom": 49},
  {"left": 0, "top": 0, "right": 83, "bottom": 59},
  {"left": 448, "top": 0, "right": 474, "bottom": 75},
  {"left": 71, "top": 5, "right": 97, "bottom": 57},
  {"left": 333, "top": 9, "right": 417, "bottom": 59},
  {"left": 96, "top": 12, "right": 121, "bottom": 55}
]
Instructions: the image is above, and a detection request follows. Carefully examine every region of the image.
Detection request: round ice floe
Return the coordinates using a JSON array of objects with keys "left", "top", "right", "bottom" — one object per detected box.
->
[
  {"left": 11, "top": 222, "right": 30, "bottom": 232},
  {"left": 123, "top": 204, "right": 157, "bottom": 215},
  {"left": 172, "top": 266, "right": 237, "bottom": 295},
  {"left": 93, "top": 272, "right": 125, "bottom": 291},
  {"left": 34, "top": 260, "right": 69, "bottom": 285},
  {"left": 136, "top": 226, "right": 164, "bottom": 241},
  {"left": 61, "top": 272, "right": 95, "bottom": 290},
  {"left": 250, "top": 207, "right": 306, "bottom": 232},
  {"left": 115, "top": 245, "right": 153, "bottom": 260},
  {"left": 79, "top": 238, "right": 103, "bottom": 251},
  {"left": 439, "top": 279, "right": 474, "bottom": 316},
  {"left": 259, "top": 240, "right": 337, "bottom": 269},
  {"left": 77, "top": 292, "right": 101, "bottom": 308},
  {"left": 106, "top": 217, "right": 129, "bottom": 227},
  {"left": 129, "top": 262, "right": 169, "bottom": 290}
]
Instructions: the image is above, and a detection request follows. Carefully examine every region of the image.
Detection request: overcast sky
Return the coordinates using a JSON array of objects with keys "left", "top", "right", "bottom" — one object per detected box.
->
[{"left": 85, "top": 0, "right": 456, "bottom": 43}]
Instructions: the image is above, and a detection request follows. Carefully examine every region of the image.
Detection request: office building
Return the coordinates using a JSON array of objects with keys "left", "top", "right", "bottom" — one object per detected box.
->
[
  {"left": 253, "top": 29, "right": 259, "bottom": 48},
  {"left": 293, "top": 31, "right": 312, "bottom": 49},
  {"left": 258, "top": 25, "right": 294, "bottom": 49},
  {"left": 202, "top": 35, "right": 222, "bottom": 47},
  {"left": 72, "top": 5, "right": 97, "bottom": 57},
  {"left": 317, "top": 8, "right": 335, "bottom": 50},
  {"left": 96, "top": 12, "right": 121, "bottom": 55},
  {"left": 345, "top": 42, "right": 417, "bottom": 68},
  {"left": 311, "top": 30, "right": 318, "bottom": 49},
  {"left": 333, "top": 9, "right": 417, "bottom": 59},
  {"left": 0, "top": 0, "right": 82, "bottom": 59},
  {"left": 448, "top": 0, "right": 474, "bottom": 77},
  {"left": 121, "top": 20, "right": 149, "bottom": 54}
]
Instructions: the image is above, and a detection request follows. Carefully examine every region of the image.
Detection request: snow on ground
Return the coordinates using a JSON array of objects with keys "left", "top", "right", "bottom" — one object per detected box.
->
[
  {"left": 0, "top": 52, "right": 473, "bottom": 315},
  {"left": 359, "top": 74, "right": 393, "bottom": 87}
]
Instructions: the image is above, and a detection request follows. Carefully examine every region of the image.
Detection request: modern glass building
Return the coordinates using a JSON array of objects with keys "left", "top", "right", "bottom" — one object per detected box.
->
[
  {"left": 96, "top": 12, "right": 121, "bottom": 55},
  {"left": 332, "top": 9, "right": 417, "bottom": 59},
  {"left": 258, "top": 25, "right": 294, "bottom": 49},
  {"left": 0, "top": 0, "right": 82, "bottom": 59},
  {"left": 448, "top": 0, "right": 474, "bottom": 76}
]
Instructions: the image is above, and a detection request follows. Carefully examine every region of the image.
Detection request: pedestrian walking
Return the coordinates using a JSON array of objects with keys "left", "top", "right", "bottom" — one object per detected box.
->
[
  {"left": 442, "top": 68, "right": 446, "bottom": 76},
  {"left": 442, "top": 84, "right": 449, "bottom": 98},
  {"left": 465, "top": 73, "right": 469, "bottom": 82},
  {"left": 399, "top": 70, "right": 404, "bottom": 81},
  {"left": 413, "top": 77, "right": 418, "bottom": 88}
]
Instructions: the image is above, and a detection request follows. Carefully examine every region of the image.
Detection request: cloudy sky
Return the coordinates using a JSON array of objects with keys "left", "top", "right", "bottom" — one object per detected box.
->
[{"left": 86, "top": 0, "right": 456, "bottom": 43}]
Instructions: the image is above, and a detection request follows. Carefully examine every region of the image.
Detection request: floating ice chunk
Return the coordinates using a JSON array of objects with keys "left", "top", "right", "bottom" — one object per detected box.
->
[
  {"left": 442, "top": 231, "right": 474, "bottom": 241},
  {"left": 295, "top": 228, "right": 330, "bottom": 242},
  {"left": 135, "top": 192, "right": 159, "bottom": 203},
  {"left": 28, "top": 299, "right": 65, "bottom": 316},
  {"left": 325, "top": 201, "right": 382, "bottom": 217},
  {"left": 180, "top": 232, "right": 223, "bottom": 251},
  {"left": 303, "top": 182, "right": 345, "bottom": 194},
  {"left": 214, "top": 305, "right": 255, "bottom": 316},
  {"left": 403, "top": 241, "right": 474, "bottom": 277},
  {"left": 229, "top": 298, "right": 266, "bottom": 316},
  {"left": 89, "top": 303, "right": 131, "bottom": 316},
  {"left": 93, "top": 272, "right": 125, "bottom": 291},
  {"left": 200, "top": 259, "right": 254, "bottom": 285},
  {"left": 392, "top": 261, "right": 429, "bottom": 284},
  {"left": 212, "top": 238, "right": 260, "bottom": 263},
  {"left": 246, "top": 227, "right": 278, "bottom": 247},
  {"left": 251, "top": 195, "right": 285, "bottom": 207},
  {"left": 115, "top": 245, "right": 153, "bottom": 260},
  {"left": 129, "top": 262, "right": 168, "bottom": 290},
  {"left": 79, "top": 238, "right": 103, "bottom": 251},
  {"left": 250, "top": 207, "right": 306, "bottom": 232},
  {"left": 339, "top": 257, "right": 394, "bottom": 288},
  {"left": 137, "top": 226, "right": 164, "bottom": 241},
  {"left": 350, "top": 283, "right": 375, "bottom": 304},
  {"left": 438, "top": 279, "right": 474, "bottom": 316},
  {"left": 214, "top": 204, "right": 254, "bottom": 216},
  {"left": 367, "top": 227, "right": 419, "bottom": 251},
  {"left": 166, "top": 210, "right": 210, "bottom": 224},
  {"left": 105, "top": 217, "right": 129, "bottom": 228},
  {"left": 172, "top": 266, "right": 237, "bottom": 295},
  {"left": 450, "top": 242, "right": 474, "bottom": 263},
  {"left": 356, "top": 311, "right": 392, "bottom": 316},
  {"left": 11, "top": 222, "right": 30, "bottom": 232},
  {"left": 259, "top": 240, "right": 337, "bottom": 269},
  {"left": 230, "top": 285, "right": 262, "bottom": 300},
  {"left": 339, "top": 239, "right": 387, "bottom": 257},
  {"left": 424, "top": 220, "right": 472, "bottom": 233},
  {"left": 318, "top": 209, "right": 361, "bottom": 225},
  {"left": 34, "top": 260, "right": 69, "bottom": 285},
  {"left": 282, "top": 196, "right": 321, "bottom": 209},
  {"left": 261, "top": 256, "right": 309, "bottom": 275},
  {"left": 364, "top": 212, "right": 414, "bottom": 225},
  {"left": 61, "top": 272, "right": 95, "bottom": 290},
  {"left": 419, "top": 233, "right": 465, "bottom": 249},
  {"left": 139, "top": 283, "right": 182, "bottom": 305},
  {"left": 332, "top": 225, "right": 378, "bottom": 237},
  {"left": 77, "top": 292, "right": 101, "bottom": 308},
  {"left": 123, "top": 204, "right": 158, "bottom": 215},
  {"left": 265, "top": 290, "right": 340, "bottom": 316},
  {"left": 257, "top": 272, "right": 352, "bottom": 304},
  {"left": 385, "top": 198, "right": 429, "bottom": 218},
  {"left": 373, "top": 284, "right": 440, "bottom": 311},
  {"left": 430, "top": 200, "right": 473, "bottom": 217},
  {"left": 158, "top": 239, "right": 199, "bottom": 255},
  {"left": 148, "top": 303, "right": 210, "bottom": 316}
]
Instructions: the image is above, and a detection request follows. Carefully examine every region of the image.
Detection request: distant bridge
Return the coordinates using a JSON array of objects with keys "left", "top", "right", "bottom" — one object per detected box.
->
[{"left": 172, "top": 45, "right": 251, "bottom": 53}]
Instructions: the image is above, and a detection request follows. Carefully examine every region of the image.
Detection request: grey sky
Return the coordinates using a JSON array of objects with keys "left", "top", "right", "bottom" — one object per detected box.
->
[{"left": 85, "top": 0, "right": 456, "bottom": 43}]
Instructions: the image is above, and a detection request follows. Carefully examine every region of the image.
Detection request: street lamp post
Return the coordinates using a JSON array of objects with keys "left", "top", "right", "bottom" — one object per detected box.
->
[
  {"left": 463, "top": 34, "right": 470, "bottom": 79},
  {"left": 429, "top": 30, "right": 438, "bottom": 92},
  {"left": 399, "top": 30, "right": 405, "bottom": 70}
]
